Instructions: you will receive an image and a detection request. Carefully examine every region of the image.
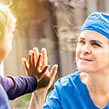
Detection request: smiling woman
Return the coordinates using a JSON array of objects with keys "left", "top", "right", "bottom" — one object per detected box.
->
[
  {"left": 44, "top": 12, "right": 109, "bottom": 109},
  {"left": 28, "top": 12, "right": 109, "bottom": 109}
]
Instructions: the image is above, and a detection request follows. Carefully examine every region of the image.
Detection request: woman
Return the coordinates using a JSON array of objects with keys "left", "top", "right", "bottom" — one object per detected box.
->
[{"left": 29, "top": 12, "right": 109, "bottom": 109}]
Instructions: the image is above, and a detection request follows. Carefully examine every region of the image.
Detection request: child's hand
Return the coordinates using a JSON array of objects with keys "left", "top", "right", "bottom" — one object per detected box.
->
[{"left": 22, "top": 48, "right": 58, "bottom": 90}]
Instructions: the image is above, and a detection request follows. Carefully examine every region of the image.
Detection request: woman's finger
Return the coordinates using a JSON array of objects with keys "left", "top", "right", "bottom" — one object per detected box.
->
[
  {"left": 40, "top": 48, "right": 48, "bottom": 70},
  {"left": 49, "top": 64, "right": 58, "bottom": 80}
]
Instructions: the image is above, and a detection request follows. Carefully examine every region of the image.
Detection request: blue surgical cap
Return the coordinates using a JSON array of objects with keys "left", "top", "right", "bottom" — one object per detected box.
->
[{"left": 80, "top": 12, "right": 109, "bottom": 39}]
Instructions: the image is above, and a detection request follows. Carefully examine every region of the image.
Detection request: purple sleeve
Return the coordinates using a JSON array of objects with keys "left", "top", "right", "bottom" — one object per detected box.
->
[{"left": 0, "top": 75, "right": 37, "bottom": 100}]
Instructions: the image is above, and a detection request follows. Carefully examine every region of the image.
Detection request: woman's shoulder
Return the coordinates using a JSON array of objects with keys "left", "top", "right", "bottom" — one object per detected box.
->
[{"left": 54, "top": 71, "right": 80, "bottom": 88}]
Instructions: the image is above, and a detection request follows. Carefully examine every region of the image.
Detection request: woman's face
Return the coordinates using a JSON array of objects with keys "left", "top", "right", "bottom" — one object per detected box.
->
[
  {"left": 0, "top": 29, "right": 13, "bottom": 64},
  {"left": 76, "top": 30, "right": 109, "bottom": 73}
]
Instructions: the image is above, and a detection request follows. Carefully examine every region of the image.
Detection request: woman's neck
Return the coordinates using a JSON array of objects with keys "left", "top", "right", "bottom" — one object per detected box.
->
[
  {"left": 81, "top": 70, "right": 109, "bottom": 94},
  {"left": 80, "top": 70, "right": 109, "bottom": 108}
]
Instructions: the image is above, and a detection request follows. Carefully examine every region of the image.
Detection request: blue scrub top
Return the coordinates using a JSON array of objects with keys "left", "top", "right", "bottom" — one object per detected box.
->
[{"left": 43, "top": 71, "right": 109, "bottom": 109}]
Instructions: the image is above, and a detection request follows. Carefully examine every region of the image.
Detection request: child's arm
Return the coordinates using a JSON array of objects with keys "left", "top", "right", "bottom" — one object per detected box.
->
[{"left": 0, "top": 75, "right": 37, "bottom": 100}]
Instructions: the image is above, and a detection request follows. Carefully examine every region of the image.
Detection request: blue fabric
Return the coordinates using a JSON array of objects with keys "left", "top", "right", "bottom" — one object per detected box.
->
[
  {"left": 43, "top": 72, "right": 109, "bottom": 109},
  {"left": 0, "top": 75, "right": 37, "bottom": 109},
  {"left": 80, "top": 12, "right": 109, "bottom": 39}
]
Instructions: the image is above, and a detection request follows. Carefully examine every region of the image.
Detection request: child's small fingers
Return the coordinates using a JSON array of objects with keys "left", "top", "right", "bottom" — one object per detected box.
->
[
  {"left": 22, "top": 58, "right": 29, "bottom": 71},
  {"left": 41, "top": 65, "right": 48, "bottom": 75},
  {"left": 32, "top": 52, "right": 35, "bottom": 66},
  {"left": 33, "top": 47, "right": 39, "bottom": 65},
  {"left": 37, "top": 65, "right": 48, "bottom": 82},
  {"left": 36, "top": 54, "right": 41, "bottom": 69},
  {"left": 29, "top": 50, "right": 33, "bottom": 67}
]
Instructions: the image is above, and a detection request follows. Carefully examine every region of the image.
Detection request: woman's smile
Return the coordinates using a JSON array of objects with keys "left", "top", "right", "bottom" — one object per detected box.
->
[{"left": 79, "top": 57, "right": 92, "bottom": 63}]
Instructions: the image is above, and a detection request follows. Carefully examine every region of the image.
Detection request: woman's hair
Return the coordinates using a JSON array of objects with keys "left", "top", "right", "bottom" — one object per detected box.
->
[{"left": 0, "top": 3, "right": 16, "bottom": 39}]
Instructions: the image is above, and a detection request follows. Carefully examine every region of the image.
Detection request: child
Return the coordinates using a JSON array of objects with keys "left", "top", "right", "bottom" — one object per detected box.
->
[{"left": 0, "top": 3, "right": 58, "bottom": 109}]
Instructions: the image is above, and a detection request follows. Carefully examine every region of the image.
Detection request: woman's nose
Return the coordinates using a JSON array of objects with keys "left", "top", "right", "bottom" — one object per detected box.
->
[{"left": 81, "top": 44, "right": 91, "bottom": 54}]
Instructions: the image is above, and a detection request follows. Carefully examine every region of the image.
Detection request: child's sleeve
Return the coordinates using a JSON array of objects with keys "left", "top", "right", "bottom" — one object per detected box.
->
[{"left": 0, "top": 75, "right": 37, "bottom": 100}]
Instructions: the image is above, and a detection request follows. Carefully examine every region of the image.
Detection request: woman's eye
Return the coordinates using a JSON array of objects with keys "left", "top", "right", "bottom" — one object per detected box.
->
[
  {"left": 92, "top": 42, "right": 101, "bottom": 47},
  {"left": 78, "top": 40, "right": 85, "bottom": 44}
]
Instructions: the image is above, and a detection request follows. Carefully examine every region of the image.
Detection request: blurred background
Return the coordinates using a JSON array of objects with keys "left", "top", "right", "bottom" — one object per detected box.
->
[{"left": 0, "top": 0, "right": 109, "bottom": 108}]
